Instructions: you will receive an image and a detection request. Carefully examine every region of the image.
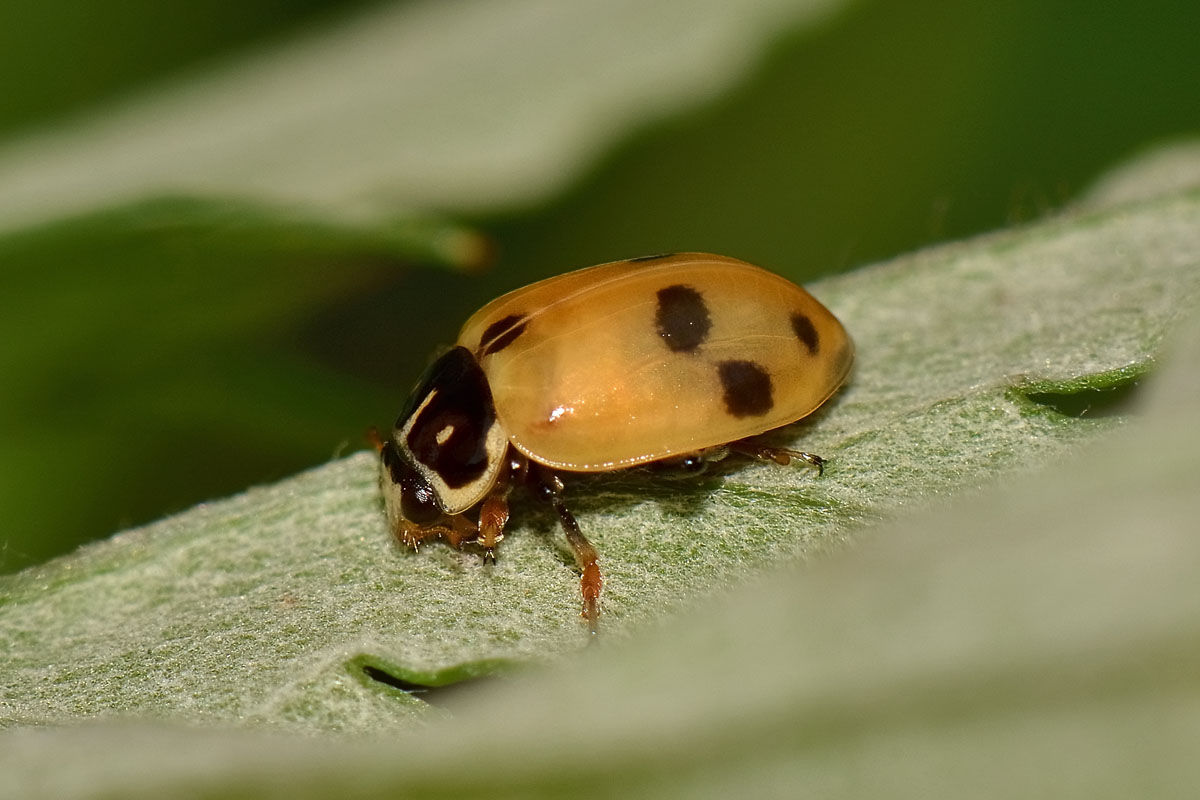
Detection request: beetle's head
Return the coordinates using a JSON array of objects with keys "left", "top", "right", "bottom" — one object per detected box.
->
[
  {"left": 389, "top": 347, "right": 507, "bottom": 517},
  {"left": 379, "top": 437, "right": 443, "bottom": 536}
]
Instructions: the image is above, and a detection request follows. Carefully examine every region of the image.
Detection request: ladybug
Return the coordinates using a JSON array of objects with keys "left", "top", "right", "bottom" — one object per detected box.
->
[{"left": 379, "top": 253, "right": 853, "bottom": 631}]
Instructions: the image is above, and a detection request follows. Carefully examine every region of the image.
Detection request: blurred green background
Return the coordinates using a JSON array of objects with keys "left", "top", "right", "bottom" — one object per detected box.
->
[{"left": 1, "top": 0, "right": 1198, "bottom": 574}]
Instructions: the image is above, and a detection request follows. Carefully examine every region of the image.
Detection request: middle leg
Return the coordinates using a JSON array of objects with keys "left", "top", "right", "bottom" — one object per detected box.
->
[{"left": 528, "top": 465, "right": 603, "bottom": 634}]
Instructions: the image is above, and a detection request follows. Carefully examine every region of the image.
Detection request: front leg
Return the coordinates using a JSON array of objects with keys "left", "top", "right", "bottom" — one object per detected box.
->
[
  {"left": 476, "top": 452, "right": 527, "bottom": 563},
  {"left": 528, "top": 465, "right": 603, "bottom": 634},
  {"left": 394, "top": 517, "right": 476, "bottom": 552}
]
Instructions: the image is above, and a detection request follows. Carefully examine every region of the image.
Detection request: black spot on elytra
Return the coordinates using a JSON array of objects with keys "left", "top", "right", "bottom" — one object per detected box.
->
[
  {"left": 401, "top": 347, "right": 496, "bottom": 489},
  {"left": 627, "top": 253, "right": 676, "bottom": 263},
  {"left": 655, "top": 284, "right": 711, "bottom": 354},
  {"left": 478, "top": 313, "right": 528, "bottom": 356},
  {"left": 717, "top": 360, "right": 774, "bottom": 418},
  {"left": 482, "top": 321, "right": 527, "bottom": 356},
  {"left": 791, "top": 312, "right": 820, "bottom": 354}
]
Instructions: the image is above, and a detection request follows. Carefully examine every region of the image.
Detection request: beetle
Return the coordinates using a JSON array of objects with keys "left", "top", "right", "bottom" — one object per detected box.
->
[{"left": 378, "top": 252, "right": 853, "bottom": 631}]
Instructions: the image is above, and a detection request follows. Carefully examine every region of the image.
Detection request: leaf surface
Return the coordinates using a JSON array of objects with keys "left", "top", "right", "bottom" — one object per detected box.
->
[{"left": 4, "top": 180, "right": 1199, "bottom": 738}]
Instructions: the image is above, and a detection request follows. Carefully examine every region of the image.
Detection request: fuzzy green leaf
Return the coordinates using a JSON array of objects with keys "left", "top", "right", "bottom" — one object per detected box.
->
[
  {"left": 4, "top": 190, "right": 1200, "bottom": 797},
  {"left": 4, "top": 173, "right": 1200, "bottom": 743}
]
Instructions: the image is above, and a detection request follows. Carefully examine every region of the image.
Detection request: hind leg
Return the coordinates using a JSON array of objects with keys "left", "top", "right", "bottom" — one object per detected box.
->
[{"left": 728, "top": 439, "right": 826, "bottom": 476}]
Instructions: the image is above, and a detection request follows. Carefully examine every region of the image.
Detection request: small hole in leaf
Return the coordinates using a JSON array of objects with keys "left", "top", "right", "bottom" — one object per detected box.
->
[
  {"left": 1023, "top": 376, "right": 1144, "bottom": 418},
  {"left": 361, "top": 664, "right": 427, "bottom": 692},
  {"left": 357, "top": 662, "right": 500, "bottom": 708}
]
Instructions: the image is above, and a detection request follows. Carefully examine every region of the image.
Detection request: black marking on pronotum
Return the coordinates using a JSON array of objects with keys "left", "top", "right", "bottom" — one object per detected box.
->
[
  {"left": 478, "top": 313, "right": 528, "bottom": 356},
  {"left": 627, "top": 253, "right": 676, "bottom": 263},
  {"left": 717, "top": 360, "right": 774, "bottom": 418},
  {"left": 791, "top": 312, "right": 820, "bottom": 354},
  {"left": 655, "top": 284, "right": 712, "bottom": 354},
  {"left": 403, "top": 346, "right": 497, "bottom": 489}
]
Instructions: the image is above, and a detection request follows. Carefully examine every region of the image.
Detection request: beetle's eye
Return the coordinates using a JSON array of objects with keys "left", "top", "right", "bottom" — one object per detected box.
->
[
  {"left": 382, "top": 439, "right": 443, "bottom": 524},
  {"left": 400, "top": 470, "right": 441, "bottom": 523}
]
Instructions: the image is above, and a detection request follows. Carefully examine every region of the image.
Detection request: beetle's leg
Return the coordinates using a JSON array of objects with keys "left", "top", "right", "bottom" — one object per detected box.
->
[
  {"left": 729, "top": 439, "right": 826, "bottom": 476},
  {"left": 529, "top": 465, "right": 602, "bottom": 633},
  {"left": 393, "top": 519, "right": 474, "bottom": 552},
  {"left": 477, "top": 495, "right": 508, "bottom": 564},
  {"left": 476, "top": 453, "right": 527, "bottom": 563},
  {"left": 439, "top": 516, "right": 480, "bottom": 550}
]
